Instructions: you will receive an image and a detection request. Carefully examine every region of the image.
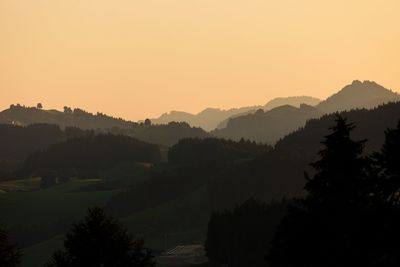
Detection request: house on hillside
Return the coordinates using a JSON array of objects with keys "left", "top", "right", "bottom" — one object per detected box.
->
[{"left": 158, "top": 244, "right": 208, "bottom": 266}]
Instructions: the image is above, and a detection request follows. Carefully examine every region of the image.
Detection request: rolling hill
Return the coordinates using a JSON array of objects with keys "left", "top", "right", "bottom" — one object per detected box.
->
[
  {"left": 316, "top": 80, "right": 400, "bottom": 113},
  {"left": 152, "top": 96, "right": 320, "bottom": 131},
  {"left": 213, "top": 81, "right": 399, "bottom": 144},
  {"left": 0, "top": 106, "right": 209, "bottom": 147}
]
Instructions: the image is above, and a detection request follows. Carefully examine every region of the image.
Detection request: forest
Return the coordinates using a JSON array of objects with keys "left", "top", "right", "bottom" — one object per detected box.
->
[{"left": 1, "top": 86, "right": 400, "bottom": 266}]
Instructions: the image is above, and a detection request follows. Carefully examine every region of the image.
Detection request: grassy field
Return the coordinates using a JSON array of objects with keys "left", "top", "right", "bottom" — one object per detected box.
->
[
  {"left": 0, "top": 179, "right": 118, "bottom": 227},
  {"left": 121, "top": 186, "right": 210, "bottom": 251},
  {"left": 0, "top": 177, "right": 41, "bottom": 192},
  {"left": 0, "top": 164, "right": 211, "bottom": 267},
  {"left": 18, "top": 186, "right": 210, "bottom": 267}
]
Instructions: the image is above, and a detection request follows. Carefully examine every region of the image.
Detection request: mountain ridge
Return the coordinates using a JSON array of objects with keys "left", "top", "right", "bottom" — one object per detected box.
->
[{"left": 213, "top": 80, "right": 400, "bottom": 144}]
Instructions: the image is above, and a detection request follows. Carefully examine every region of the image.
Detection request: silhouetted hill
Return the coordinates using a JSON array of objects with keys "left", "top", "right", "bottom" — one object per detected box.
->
[
  {"left": 152, "top": 106, "right": 258, "bottom": 131},
  {"left": 0, "top": 105, "right": 209, "bottom": 147},
  {"left": 23, "top": 134, "right": 161, "bottom": 179},
  {"left": 168, "top": 138, "right": 272, "bottom": 164},
  {"left": 0, "top": 105, "right": 134, "bottom": 130},
  {"left": 203, "top": 101, "right": 400, "bottom": 212},
  {"left": 316, "top": 80, "right": 400, "bottom": 113},
  {"left": 153, "top": 96, "right": 320, "bottom": 131},
  {"left": 0, "top": 124, "right": 92, "bottom": 176},
  {"left": 263, "top": 96, "right": 321, "bottom": 110},
  {"left": 212, "top": 81, "right": 399, "bottom": 144},
  {"left": 212, "top": 104, "right": 323, "bottom": 144},
  {"left": 121, "top": 122, "right": 209, "bottom": 147},
  {"left": 106, "top": 102, "right": 400, "bottom": 217},
  {"left": 216, "top": 96, "right": 321, "bottom": 129}
]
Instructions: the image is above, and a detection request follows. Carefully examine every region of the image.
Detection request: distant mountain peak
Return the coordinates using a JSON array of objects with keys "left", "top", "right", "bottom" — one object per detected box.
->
[{"left": 317, "top": 80, "right": 399, "bottom": 113}]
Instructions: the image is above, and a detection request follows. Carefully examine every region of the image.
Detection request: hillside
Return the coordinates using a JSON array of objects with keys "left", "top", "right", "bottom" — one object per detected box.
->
[
  {"left": 209, "top": 101, "right": 400, "bottom": 209},
  {"left": 216, "top": 96, "right": 321, "bottom": 129},
  {"left": 213, "top": 81, "right": 399, "bottom": 144},
  {"left": 316, "top": 80, "right": 400, "bottom": 113},
  {"left": 4, "top": 101, "right": 400, "bottom": 267},
  {"left": 0, "top": 105, "right": 209, "bottom": 147},
  {"left": 213, "top": 104, "right": 323, "bottom": 144},
  {"left": 0, "top": 105, "right": 134, "bottom": 130},
  {"left": 152, "top": 106, "right": 258, "bottom": 131},
  {"left": 153, "top": 96, "right": 320, "bottom": 131}
]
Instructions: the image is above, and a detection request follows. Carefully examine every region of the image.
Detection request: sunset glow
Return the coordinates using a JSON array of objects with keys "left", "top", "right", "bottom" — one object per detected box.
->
[{"left": 1, "top": 0, "right": 399, "bottom": 120}]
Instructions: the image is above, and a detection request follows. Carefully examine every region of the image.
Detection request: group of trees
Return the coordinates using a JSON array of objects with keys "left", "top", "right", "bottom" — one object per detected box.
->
[
  {"left": 206, "top": 116, "right": 400, "bottom": 266},
  {"left": 1, "top": 208, "right": 155, "bottom": 267},
  {"left": 168, "top": 138, "right": 271, "bottom": 164},
  {"left": 0, "top": 124, "right": 93, "bottom": 180},
  {"left": 267, "top": 116, "right": 400, "bottom": 266},
  {"left": 46, "top": 207, "right": 154, "bottom": 267},
  {"left": 24, "top": 134, "right": 161, "bottom": 182}
]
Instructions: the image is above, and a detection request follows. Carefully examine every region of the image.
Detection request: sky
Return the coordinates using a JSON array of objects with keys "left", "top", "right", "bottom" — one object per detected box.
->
[{"left": 1, "top": 0, "right": 400, "bottom": 120}]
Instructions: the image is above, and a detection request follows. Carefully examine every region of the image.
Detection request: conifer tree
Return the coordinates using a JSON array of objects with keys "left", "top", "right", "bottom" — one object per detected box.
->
[
  {"left": 46, "top": 207, "right": 154, "bottom": 267},
  {"left": 268, "top": 116, "right": 375, "bottom": 267}
]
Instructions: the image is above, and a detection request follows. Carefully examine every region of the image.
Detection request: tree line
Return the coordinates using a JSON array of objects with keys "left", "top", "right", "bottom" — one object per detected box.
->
[{"left": 205, "top": 116, "right": 400, "bottom": 267}]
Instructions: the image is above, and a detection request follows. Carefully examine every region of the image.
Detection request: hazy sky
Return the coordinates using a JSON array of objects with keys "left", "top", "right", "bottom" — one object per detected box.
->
[{"left": 1, "top": 0, "right": 399, "bottom": 120}]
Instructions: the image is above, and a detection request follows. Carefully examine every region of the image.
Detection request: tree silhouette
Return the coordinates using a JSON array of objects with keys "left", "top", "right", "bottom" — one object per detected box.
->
[
  {"left": 368, "top": 120, "right": 400, "bottom": 265},
  {"left": 37, "top": 103, "right": 43, "bottom": 109},
  {"left": 267, "top": 116, "right": 379, "bottom": 267},
  {"left": 144, "top": 119, "right": 152, "bottom": 126},
  {"left": 0, "top": 227, "right": 21, "bottom": 267},
  {"left": 46, "top": 207, "right": 155, "bottom": 267},
  {"left": 373, "top": 120, "right": 400, "bottom": 204}
]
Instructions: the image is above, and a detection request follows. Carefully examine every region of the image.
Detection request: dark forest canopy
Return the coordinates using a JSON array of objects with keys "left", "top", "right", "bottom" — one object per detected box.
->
[
  {"left": 205, "top": 116, "right": 400, "bottom": 267},
  {"left": 107, "top": 138, "right": 271, "bottom": 216},
  {"left": 207, "top": 101, "right": 400, "bottom": 208},
  {"left": 107, "top": 102, "right": 400, "bottom": 218},
  {"left": 168, "top": 137, "right": 272, "bottom": 164},
  {"left": 267, "top": 116, "right": 400, "bottom": 267},
  {"left": 0, "top": 124, "right": 92, "bottom": 166},
  {"left": 23, "top": 134, "right": 161, "bottom": 180}
]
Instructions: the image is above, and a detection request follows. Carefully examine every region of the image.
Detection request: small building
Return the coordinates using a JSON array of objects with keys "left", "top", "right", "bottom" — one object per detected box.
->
[{"left": 158, "top": 244, "right": 208, "bottom": 266}]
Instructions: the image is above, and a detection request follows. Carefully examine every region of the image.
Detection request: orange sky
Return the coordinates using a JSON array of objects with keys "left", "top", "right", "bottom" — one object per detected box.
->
[{"left": 1, "top": 0, "right": 399, "bottom": 120}]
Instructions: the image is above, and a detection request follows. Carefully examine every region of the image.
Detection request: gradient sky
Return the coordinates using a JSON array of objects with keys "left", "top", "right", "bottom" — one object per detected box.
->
[{"left": 1, "top": 0, "right": 399, "bottom": 120}]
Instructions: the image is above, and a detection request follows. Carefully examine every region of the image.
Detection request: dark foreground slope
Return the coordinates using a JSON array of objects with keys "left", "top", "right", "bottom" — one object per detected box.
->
[{"left": 3, "top": 102, "right": 400, "bottom": 267}]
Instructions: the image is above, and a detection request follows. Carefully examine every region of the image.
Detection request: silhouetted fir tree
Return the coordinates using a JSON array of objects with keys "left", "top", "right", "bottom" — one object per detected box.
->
[
  {"left": 369, "top": 120, "right": 400, "bottom": 265},
  {"left": 373, "top": 120, "right": 400, "bottom": 204},
  {"left": 267, "top": 116, "right": 379, "bottom": 267},
  {"left": 46, "top": 207, "right": 155, "bottom": 267},
  {"left": 0, "top": 227, "right": 21, "bottom": 267}
]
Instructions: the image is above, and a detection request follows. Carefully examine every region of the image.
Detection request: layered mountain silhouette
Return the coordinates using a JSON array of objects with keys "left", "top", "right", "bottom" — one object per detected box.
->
[
  {"left": 210, "top": 101, "right": 400, "bottom": 209},
  {"left": 0, "top": 105, "right": 134, "bottom": 130},
  {"left": 0, "top": 105, "right": 208, "bottom": 146},
  {"left": 151, "top": 106, "right": 258, "bottom": 131},
  {"left": 213, "top": 80, "right": 399, "bottom": 144},
  {"left": 152, "top": 96, "right": 320, "bottom": 131},
  {"left": 213, "top": 104, "right": 323, "bottom": 144},
  {"left": 216, "top": 96, "right": 321, "bottom": 129},
  {"left": 1, "top": 80, "right": 398, "bottom": 146}
]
